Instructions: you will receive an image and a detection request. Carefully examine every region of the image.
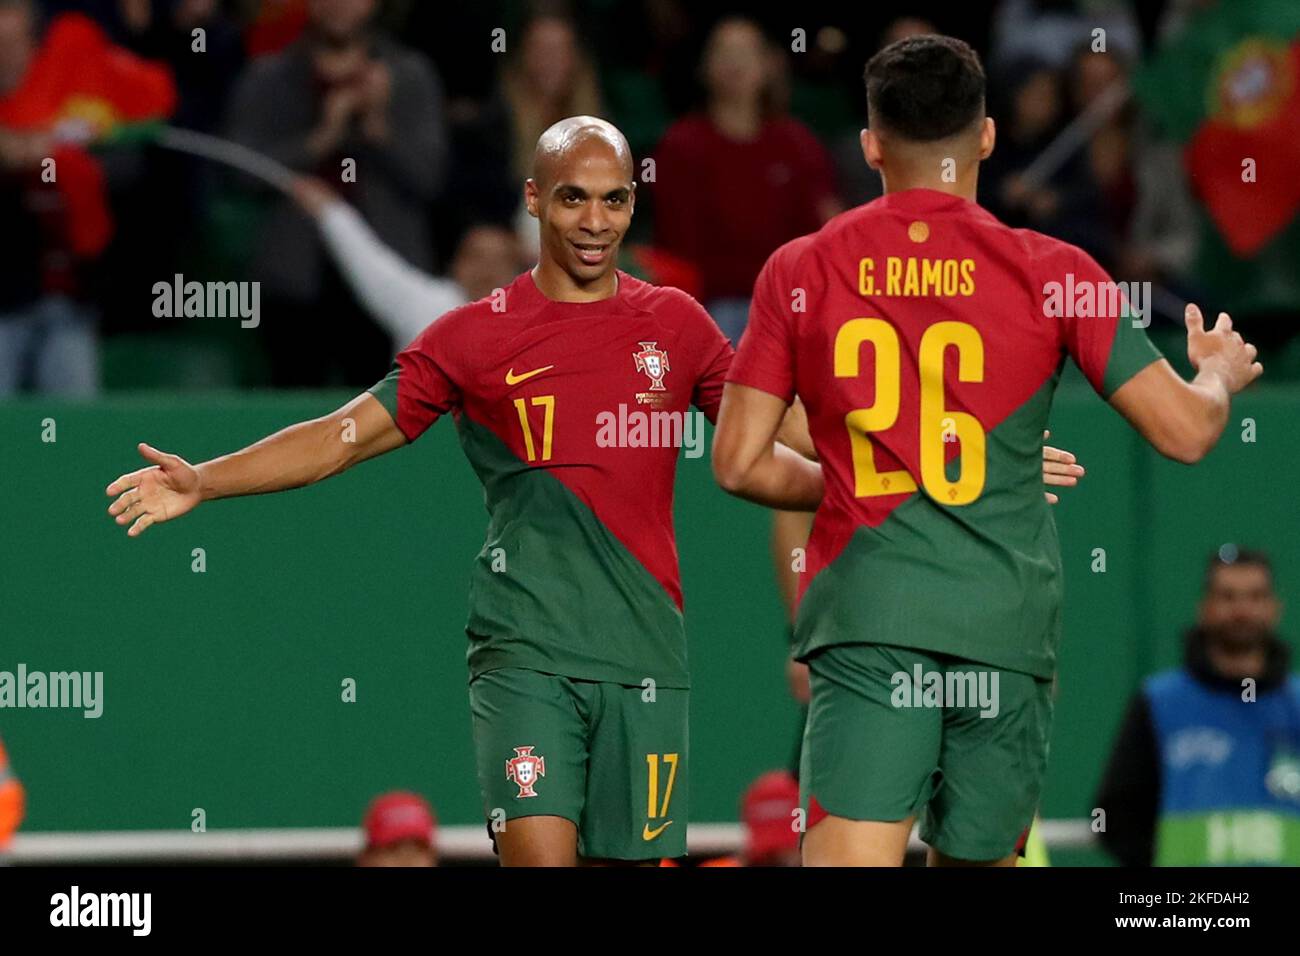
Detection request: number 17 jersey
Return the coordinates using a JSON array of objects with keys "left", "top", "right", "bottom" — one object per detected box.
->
[
  {"left": 368, "top": 269, "right": 732, "bottom": 689},
  {"left": 729, "top": 189, "right": 1160, "bottom": 678}
]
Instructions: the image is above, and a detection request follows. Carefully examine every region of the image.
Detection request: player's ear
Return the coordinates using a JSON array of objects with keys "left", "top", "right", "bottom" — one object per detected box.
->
[
  {"left": 861, "top": 129, "right": 884, "bottom": 170},
  {"left": 978, "top": 117, "right": 995, "bottom": 161},
  {"left": 524, "top": 179, "right": 541, "bottom": 219}
]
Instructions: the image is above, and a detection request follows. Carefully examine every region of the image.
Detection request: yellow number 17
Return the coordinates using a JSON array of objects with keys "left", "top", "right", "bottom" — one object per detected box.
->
[
  {"left": 834, "top": 319, "right": 986, "bottom": 505},
  {"left": 513, "top": 395, "right": 555, "bottom": 462}
]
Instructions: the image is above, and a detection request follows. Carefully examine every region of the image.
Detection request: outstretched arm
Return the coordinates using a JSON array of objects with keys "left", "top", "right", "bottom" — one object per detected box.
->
[
  {"left": 1108, "top": 304, "right": 1262, "bottom": 464},
  {"left": 106, "top": 392, "right": 405, "bottom": 537}
]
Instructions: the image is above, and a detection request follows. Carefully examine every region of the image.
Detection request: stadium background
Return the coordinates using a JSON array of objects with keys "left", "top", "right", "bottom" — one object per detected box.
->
[{"left": 2, "top": 0, "right": 1298, "bottom": 864}]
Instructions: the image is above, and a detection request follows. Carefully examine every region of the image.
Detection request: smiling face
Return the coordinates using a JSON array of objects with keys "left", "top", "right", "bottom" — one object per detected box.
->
[{"left": 525, "top": 118, "right": 635, "bottom": 296}]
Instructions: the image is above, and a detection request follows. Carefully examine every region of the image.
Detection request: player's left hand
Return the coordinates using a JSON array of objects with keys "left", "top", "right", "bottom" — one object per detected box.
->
[{"left": 1042, "top": 430, "right": 1084, "bottom": 505}]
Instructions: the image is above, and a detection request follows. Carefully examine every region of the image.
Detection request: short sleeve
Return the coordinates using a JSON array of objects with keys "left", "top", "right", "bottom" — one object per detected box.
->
[
  {"left": 726, "top": 244, "right": 800, "bottom": 403},
  {"left": 367, "top": 316, "right": 461, "bottom": 441},
  {"left": 689, "top": 304, "right": 736, "bottom": 424},
  {"left": 1054, "top": 248, "right": 1162, "bottom": 398}
]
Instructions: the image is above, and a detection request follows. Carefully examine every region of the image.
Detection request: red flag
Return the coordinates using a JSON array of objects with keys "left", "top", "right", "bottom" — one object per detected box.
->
[
  {"left": 0, "top": 13, "right": 176, "bottom": 135},
  {"left": 1184, "top": 40, "right": 1300, "bottom": 257},
  {"left": 0, "top": 13, "right": 176, "bottom": 258}
]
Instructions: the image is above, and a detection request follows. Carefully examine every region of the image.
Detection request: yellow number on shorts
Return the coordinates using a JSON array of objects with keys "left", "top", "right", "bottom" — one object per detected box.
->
[
  {"left": 646, "top": 753, "right": 679, "bottom": 819},
  {"left": 834, "top": 319, "right": 985, "bottom": 505},
  {"left": 513, "top": 394, "right": 555, "bottom": 462}
]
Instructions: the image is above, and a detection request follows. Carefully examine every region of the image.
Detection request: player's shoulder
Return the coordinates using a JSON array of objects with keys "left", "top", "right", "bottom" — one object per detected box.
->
[
  {"left": 1007, "top": 226, "right": 1096, "bottom": 276},
  {"left": 424, "top": 293, "right": 493, "bottom": 330},
  {"left": 619, "top": 271, "right": 710, "bottom": 321},
  {"left": 619, "top": 272, "right": 728, "bottom": 350},
  {"left": 399, "top": 299, "right": 476, "bottom": 354},
  {"left": 804, "top": 195, "right": 907, "bottom": 253},
  {"left": 760, "top": 232, "right": 819, "bottom": 277},
  {"left": 407, "top": 271, "right": 532, "bottom": 344}
]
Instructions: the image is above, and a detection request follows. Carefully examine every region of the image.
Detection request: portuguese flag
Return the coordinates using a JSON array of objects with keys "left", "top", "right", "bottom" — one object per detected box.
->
[
  {"left": 0, "top": 13, "right": 176, "bottom": 256},
  {"left": 1135, "top": 0, "right": 1300, "bottom": 260}
]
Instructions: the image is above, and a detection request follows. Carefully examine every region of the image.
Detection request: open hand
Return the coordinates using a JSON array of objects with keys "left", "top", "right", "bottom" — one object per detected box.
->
[{"left": 106, "top": 443, "right": 203, "bottom": 537}]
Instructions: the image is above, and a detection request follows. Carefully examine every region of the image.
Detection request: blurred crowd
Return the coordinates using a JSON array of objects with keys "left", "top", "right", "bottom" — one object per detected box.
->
[{"left": 0, "top": 0, "right": 1295, "bottom": 394}]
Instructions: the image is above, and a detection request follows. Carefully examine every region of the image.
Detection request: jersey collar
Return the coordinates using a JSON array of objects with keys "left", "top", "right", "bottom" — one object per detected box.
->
[
  {"left": 510, "top": 268, "right": 648, "bottom": 317},
  {"left": 877, "top": 187, "right": 998, "bottom": 224}
]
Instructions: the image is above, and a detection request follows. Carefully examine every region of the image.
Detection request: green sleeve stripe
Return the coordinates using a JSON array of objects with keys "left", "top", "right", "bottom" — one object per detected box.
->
[
  {"left": 1102, "top": 314, "right": 1164, "bottom": 398},
  {"left": 368, "top": 364, "right": 401, "bottom": 425}
]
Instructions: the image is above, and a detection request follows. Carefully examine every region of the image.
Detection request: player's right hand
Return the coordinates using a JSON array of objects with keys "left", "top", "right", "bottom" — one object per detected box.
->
[
  {"left": 105, "top": 443, "right": 202, "bottom": 538},
  {"left": 1185, "top": 303, "right": 1263, "bottom": 395}
]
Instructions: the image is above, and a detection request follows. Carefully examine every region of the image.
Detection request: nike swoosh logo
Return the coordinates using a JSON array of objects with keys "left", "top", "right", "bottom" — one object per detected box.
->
[
  {"left": 642, "top": 820, "right": 673, "bottom": 841},
  {"left": 505, "top": 365, "right": 554, "bottom": 386}
]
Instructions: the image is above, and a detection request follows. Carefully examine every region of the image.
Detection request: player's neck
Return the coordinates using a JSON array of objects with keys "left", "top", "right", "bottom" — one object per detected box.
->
[
  {"left": 531, "top": 261, "right": 619, "bottom": 303},
  {"left": 881, "top": 167, "right": 979, "bottom": 203}
]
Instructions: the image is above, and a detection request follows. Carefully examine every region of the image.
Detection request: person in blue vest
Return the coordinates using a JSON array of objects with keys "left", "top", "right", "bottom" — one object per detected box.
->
[{"left": 1096, "top": 546, "right": 1300, "bottom": 865}]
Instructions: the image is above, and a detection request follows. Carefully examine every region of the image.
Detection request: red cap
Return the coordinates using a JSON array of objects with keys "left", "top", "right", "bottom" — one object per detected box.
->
[
  {"left": 363, "top": 791, "right": 436, "bottom": 850},
  {"left": 741, "top": 771, "right": 800, "bottom": 864}
]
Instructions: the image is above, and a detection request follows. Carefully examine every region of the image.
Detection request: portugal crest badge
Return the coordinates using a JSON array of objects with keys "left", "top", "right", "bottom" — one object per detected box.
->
[
  {"left": 505, "top": 745, "right": 545, "bottom": 798},
  {"left": 633, "top": 342, "right": 670, "bottom": 391}
]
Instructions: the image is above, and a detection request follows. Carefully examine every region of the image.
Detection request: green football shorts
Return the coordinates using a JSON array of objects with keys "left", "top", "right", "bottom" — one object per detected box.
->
[
  {"left": 799, "top": 643, "right": 1054, "bottom": 861},
  {"left": 469, "top": 666, "right": 688, "bottom": 861}
]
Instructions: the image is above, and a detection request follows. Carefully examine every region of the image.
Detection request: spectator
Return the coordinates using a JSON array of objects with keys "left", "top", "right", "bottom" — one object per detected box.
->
[
  {"left": 244, "top": 0, "right": 310, "bottom": 58},
  {"left": 661, "top": 770, "right": 801, "bottom": 867},
  {"left": 358, "top": 790, "right": 437, "bottom": 867},
  {"left": 989, "top": 0, "right": 1140, "bottom": 75},
  {"left": 117, "top": 0, "right": 244, "bottom": 134},
  {"left": 652, "top": 16, "right": 838, "bottom": 344},
  {"left": 399, "top": 1, "right": 517, "bottom": 262},
  {"left": 736, "top": 770, "right": 802, "bottom": 866},
  {"left": 501, "top": 13, "right": 603, "bottom": 190},
  {"left": 226, "top": 0, "right": 447, "bottom": 386},
  {"left": 980, "top": 57, "right": 1113, "bottom": 266},
  {"left": 103, "top": 1, "right": 246, "bottom": 346},
  {"left": 1096, "top": 547, "right": 1300, "bottom": 866},
  {"left": 835, "top": 16, "right": 936, "bottom": 207},
  {"left": 291, "top": 175, "right": 523, "bottom": 348},
  {"left": 0, "top": 0, "right": 101, "bottom": 396},
  {"left": 1066, "top": 44, "right": 1136, "bottom": 268}
]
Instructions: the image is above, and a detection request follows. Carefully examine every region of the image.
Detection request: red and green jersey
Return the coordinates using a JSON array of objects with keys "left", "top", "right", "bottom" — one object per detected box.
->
[
  {"left": 729, "top": 189, "right": 1161, "bottom": 678},
  {"left": 369, "top": 269, "right": 733, "bottom": 688}
]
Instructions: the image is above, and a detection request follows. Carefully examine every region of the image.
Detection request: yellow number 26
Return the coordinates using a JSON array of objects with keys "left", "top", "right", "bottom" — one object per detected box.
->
[{"left": 833, "top": 319, "right": 985, "bottom": 505}]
